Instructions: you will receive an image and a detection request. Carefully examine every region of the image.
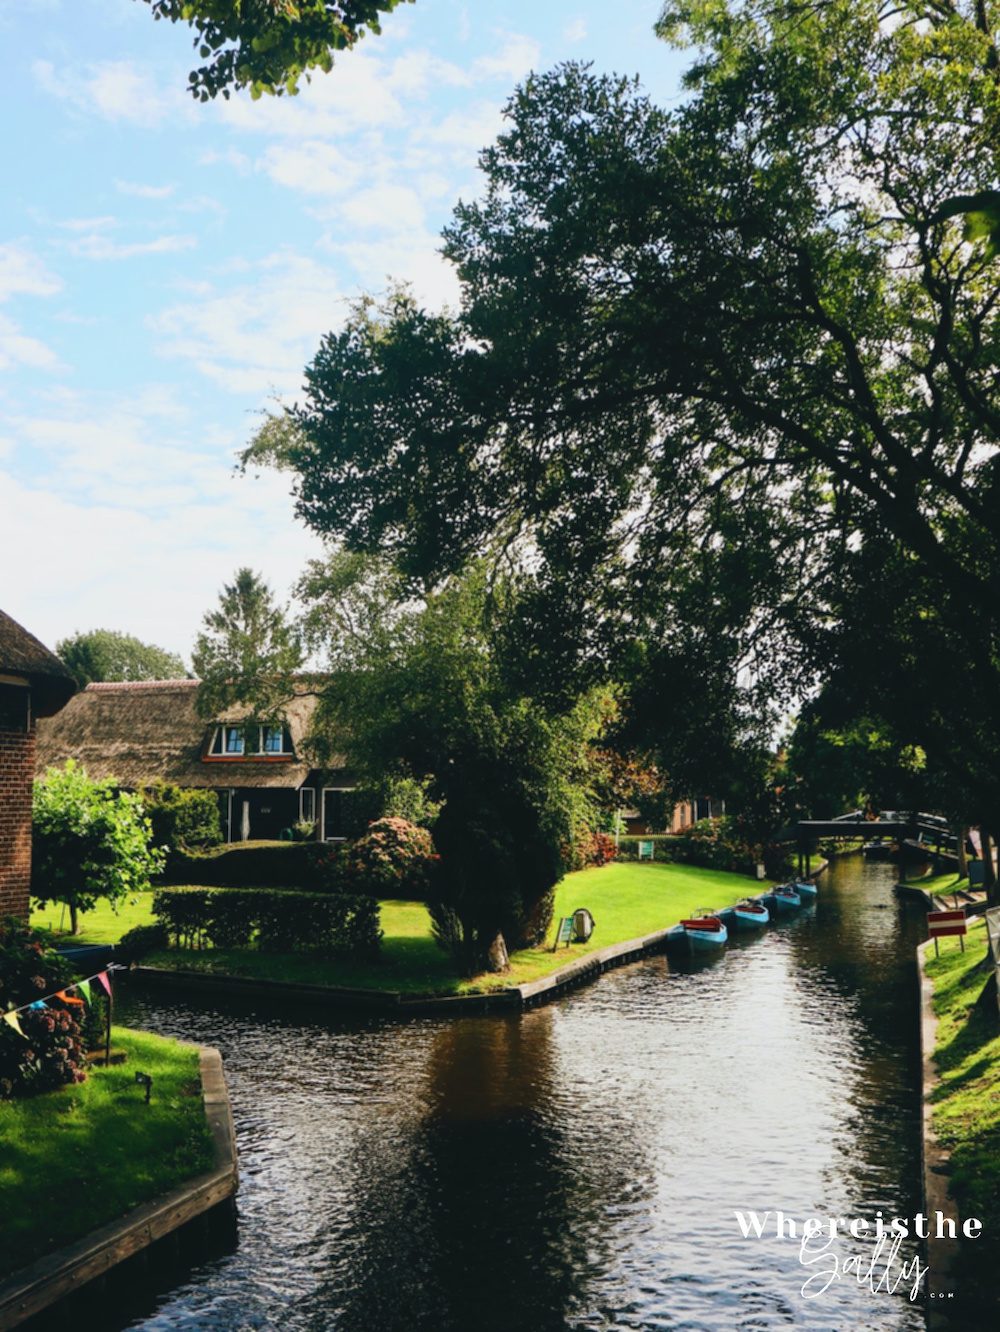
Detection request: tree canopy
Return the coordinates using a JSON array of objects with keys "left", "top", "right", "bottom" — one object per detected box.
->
[
  {"left": 32, "top": 761, "right": 166, "bottom": 935},
  {"left": 192, "top": 567, "right": 304, "bottom": 718},
  {"left": 143, "top": 0, "right": 411, "bottom": 100},
  {"left": 248, "top": 1, "right": 1000, "bottom": 845},
  {"left": 56, "top": 628, "right": 186, "bottom": 689}
]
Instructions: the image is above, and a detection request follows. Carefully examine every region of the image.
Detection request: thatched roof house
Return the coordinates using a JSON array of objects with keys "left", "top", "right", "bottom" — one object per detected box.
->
[
  {"left": 0, "top": 609, "right": 76, "bottom": 917},
  {"left": 0, "top": 609, "right": 76, "bottom": 718},
  {"left": 36, "top": 679, "right": 353, "bottom": 842}
]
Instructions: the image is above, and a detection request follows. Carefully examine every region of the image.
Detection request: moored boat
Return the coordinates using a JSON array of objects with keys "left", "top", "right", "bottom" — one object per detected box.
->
[
  {"left": 771, "top": 885, "right": 802, "bottom": 912},
  {"left": 732, "top": 899, "right": 770, "bottom": 928},
  {"left": 792, "top": 879, "right": 818, "bottom": 900},
  {"left": 680, "top": 915, "right": 728, "bottom": 950}
]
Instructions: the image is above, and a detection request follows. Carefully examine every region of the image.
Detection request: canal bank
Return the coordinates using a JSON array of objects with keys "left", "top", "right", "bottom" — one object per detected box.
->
[
  {"left": 0, "top": 1044, "right": 237, "bottom": 1332},
  {"left": 84, "top": 854, "right": 940, "bottom": 1331}
]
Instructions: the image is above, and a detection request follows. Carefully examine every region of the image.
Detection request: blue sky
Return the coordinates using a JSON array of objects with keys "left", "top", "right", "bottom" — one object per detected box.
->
[{"left": 1, "top": 0, "right": 686, "bottom": 662}]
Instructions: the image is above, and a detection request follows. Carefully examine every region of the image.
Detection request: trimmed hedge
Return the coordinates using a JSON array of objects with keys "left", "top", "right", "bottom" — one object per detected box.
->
[
  {"left": 152, "top": 887, "right": 382, "bottom": 957},
  {"left": 616, "top": 835, "right": 679, "bottom": 863},
  {"left": 162, "top": 841, "right": 337, "bottom": 890}
]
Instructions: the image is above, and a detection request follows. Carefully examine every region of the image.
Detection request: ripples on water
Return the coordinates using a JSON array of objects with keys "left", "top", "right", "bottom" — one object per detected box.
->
[{"left": 109, "top": 857, "right": 929, "bottom": 1331}]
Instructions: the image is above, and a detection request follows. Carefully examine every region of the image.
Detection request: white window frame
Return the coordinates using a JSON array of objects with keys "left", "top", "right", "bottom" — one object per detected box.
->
[
  {"left": 209, "top": 723, "right": 293, "bottom": 756},
  {"left": 299, "top": 788, "right": 316, "bottom": 825}
]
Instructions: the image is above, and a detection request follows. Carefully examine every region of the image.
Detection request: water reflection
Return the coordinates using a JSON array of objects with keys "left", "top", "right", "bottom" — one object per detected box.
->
[{"left": 105, "top": 855, "right": 933, "bottom": 1331}]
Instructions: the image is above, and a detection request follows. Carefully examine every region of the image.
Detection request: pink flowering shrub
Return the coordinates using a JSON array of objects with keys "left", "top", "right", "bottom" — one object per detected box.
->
[
  {"left": 0, "top": 919, "right": 88, "bottom": 1099},
  {"left": 344, "top": 817, "right": 439, "bottom": 898}
]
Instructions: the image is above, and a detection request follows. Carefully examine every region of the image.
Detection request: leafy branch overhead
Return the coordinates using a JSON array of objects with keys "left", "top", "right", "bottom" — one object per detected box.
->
[{"left": 143, "top": 0, "right": 412, "bottom": 99}]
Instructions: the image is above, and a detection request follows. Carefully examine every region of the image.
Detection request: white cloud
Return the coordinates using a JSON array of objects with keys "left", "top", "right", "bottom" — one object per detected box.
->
[
  {"left": 0, "top": 243, "right": 62, "bottom": 301},
  {"left": 471, "top": 35, "right": 540, "bottom": 84},
  {"left": 338, "top": 183, "right": 426, "bottom": 233},
  {"left": 0, "top": 314, "right": 59, "bottom": 371},
  {"left": 67, "top": 233, "right": 197, "bottom": 261},
  {"left": 149, "top": 251, "right": 347, "bottom": 396},
  {"left": 115, "top": 179, "right": 176, "bottom": 199},
  {"left": 257, "top": 140, "right": 363, "bottom": 198},
  {"left": 564, "top": 19, "right": 589, "bottom": 43},
  {"left": 32, "top": 58, "right": 189, "bottom": 128}
]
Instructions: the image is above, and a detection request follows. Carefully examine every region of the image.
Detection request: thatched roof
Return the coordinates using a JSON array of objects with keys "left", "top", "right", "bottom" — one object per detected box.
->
[
  {"left": 36, "top": 679, "right": 337, "bottom": 789},
  {"left": 0, "top": 609, "right": 76, "bottom": 716}
]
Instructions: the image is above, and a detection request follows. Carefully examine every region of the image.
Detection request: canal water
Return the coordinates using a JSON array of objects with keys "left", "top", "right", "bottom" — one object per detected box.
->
[{"left": 110, "top": 854, "right": 930, "bottom": 1331}]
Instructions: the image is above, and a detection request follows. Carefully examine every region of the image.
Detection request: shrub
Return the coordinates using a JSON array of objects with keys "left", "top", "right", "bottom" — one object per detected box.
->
[
  {"left": 0, "top": 919, "right": 88, "bottom": 1099},
  {"left": 671, "top": 817, "right": 791, "bottom": 879},
  {"left": 564, "top": 826, "right": 618, "bottom": 871},
  {"left": 152, "top": 887, "right": 382, "bottom": 958},
  {"left": 164, "top": 841, "right": 333, "bottom": 889},
  {"left": 344, "top": 817, "right": 438, "bottom": 897},
  {"left": 139, "top": 782, "right": 222, "bottom": 852},
  {"left": 117, "top": 922, "right": 169, "bottom": 962},
  {"left": 616, "top": 835, "right": 677, "bottom": 863}
]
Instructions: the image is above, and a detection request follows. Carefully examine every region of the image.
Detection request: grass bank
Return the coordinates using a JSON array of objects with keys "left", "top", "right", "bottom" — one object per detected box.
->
[
  {"left": 33, "top": 862, "right": 758, "bottom": 995},
  {"left": 140, "top": 861, "right": 756, "bottom": 995},
  {"left": 924, "top": 918, "right": 1000, "bottom": 1241},
  {"left": 32, "top": 892, "right": 157, "bottom": 945},
  {"left": 0, "top": 1029, "right": 214, "bottom": 1279}
]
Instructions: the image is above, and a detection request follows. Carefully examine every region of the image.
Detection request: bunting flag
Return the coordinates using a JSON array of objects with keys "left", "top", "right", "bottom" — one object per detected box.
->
[
  {"left": 2, "top": 964, "right": 123, "bottom": 1022},
  {"left": 3, "top": 1010, "right": 27, "bottom": 1039}
]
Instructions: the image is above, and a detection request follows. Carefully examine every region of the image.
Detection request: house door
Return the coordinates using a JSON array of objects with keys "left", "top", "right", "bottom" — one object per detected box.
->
[{"left": 321, "top": 788, "right": 346, "bottom": 841}]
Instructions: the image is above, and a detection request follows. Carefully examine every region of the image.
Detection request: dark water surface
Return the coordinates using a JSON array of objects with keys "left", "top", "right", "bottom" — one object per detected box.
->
[{"left": 113, "top": 855, "right": 930, "bottom": 1331}]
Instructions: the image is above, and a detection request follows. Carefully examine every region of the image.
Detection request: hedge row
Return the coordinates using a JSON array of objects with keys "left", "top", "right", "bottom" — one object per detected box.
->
[
  {"left": 162, "top": 841, "right": 335, "bottom": 890},
  {"left": 152, "top": 887, "right": 382, "bottom": 956},
  {"left": 615, "top": 835, "right": 679, "bottom": 863}
]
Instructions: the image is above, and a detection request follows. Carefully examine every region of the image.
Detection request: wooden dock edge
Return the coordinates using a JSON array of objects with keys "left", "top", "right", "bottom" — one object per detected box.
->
[
  {"left": 915, "top": 939, "right": 961, "bottom": 1327},
  {"left": 0, "top": 1045, "right": 238, "bottom": 1332}
]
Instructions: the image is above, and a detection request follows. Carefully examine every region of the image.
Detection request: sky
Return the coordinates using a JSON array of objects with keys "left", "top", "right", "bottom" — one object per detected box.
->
[{"left": 0, "top": 0, "right": 687, "bottom": 664}]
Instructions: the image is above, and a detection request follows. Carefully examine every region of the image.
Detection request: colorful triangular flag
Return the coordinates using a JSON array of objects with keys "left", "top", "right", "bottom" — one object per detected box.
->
[
  {"left": 3, "top": 1010, "right": 27, "bottom": 1039},
  {"left": 94, "top": 971, "right": 112, "bottom": 997},
  {"left": 76, "top": 979, "right": 92, "bottom": 1005},
  {"left": 55, "top": 989, "right": 84, "bottom": 1007}
]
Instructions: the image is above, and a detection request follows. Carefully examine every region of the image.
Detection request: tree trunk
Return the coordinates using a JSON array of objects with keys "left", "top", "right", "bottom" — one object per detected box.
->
[
  {"left": 69, "top": 900, "right": 79, "bottom": 935},
  {"left": 957, "top": 825, "right": 969, "bottom": 878},
  {"left": 485, "top": 931, "right": 510, "bottom": 973},
  {"left": 982, "top": 828, "right": 998, "bottom": 906}
]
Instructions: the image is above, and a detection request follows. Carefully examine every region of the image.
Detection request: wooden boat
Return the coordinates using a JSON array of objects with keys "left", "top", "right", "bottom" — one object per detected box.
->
[
  {"left": 771, "top": 885, "right": 802, "bottom": 912},
  {"left": 732, "top": 898, "right": 770, "bottom": 928},
  {"left": 792, "top": 879, "right": 818, "bottom": 900},
  {"left": 680, "top": 914, "right": 728, "bottom": 950}
]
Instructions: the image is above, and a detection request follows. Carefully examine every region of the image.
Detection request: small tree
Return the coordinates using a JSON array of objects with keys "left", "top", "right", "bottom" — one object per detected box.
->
[{"left": 32, "top": 762, "right": 166, "bottom": 935}]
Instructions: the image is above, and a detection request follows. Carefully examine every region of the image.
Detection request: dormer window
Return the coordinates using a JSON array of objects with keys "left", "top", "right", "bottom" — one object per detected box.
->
[{"left": 207, "top": 724, "right": 293, "bottom": 758}]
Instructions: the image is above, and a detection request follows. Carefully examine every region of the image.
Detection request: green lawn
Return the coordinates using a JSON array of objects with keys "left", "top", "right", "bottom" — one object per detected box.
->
[
  {"left": 925, "top": 918, "right": 1000, "bottom": 1242},
  {"left": 0, "top": 1029, "right": 214, "bottom": 1279},
  {"left": 917, "top": 870, "right": 969, "bottom": 898},
  {"left": 32, "top": 892, "right": 158, "bottom": 945},
  {"left": 133, "top": 860, "right": 758, "bottom": 995}
]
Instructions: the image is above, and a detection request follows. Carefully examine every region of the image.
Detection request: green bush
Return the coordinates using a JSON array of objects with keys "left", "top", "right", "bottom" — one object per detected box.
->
[
  {"left": 117, "top": 922, "right": 169, "bottom": 962},
  {"left": 615, "top": 835, "right": 678, "bottom": 863},
  {"left": 164, "top": 841, "right": 331, "bottom": 889},
  {"left": 140, "top": 782, "right": 222, "bottom": 852},
  {"left": 670, "top": 817, "right": 791, "bottom": 879},
  {"left": 344, "top": 817, "right": 438, "bottom": 897},
  {"left": 152, "top": 887, "right": 382, "bottom": 957}
]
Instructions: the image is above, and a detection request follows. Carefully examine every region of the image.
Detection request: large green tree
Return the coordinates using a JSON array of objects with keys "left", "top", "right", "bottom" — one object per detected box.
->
[
  {"left": 143, "top": 0, "right": 410, "bottom": 100},
  {"left": 302, "top": 558, "right": 615, "bottom": 971},
  {"left": 56, "top": 628, "right": 186, "bottom": 688},
  {"left": 250, "top": 2, "right": 1000, "bottom": 851},
  {"left": 192, "top": 567, "right": 304, "bottom": 718}
]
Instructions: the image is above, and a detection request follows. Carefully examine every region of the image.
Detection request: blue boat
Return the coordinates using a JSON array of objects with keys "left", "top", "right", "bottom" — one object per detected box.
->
[
  {"left": 732, "top": 899, "right": 770, "bottom": 928},
  {"left": 680, "top": 914, "right": 728, "bottom": 950},
  {"left": 771, "top": 885, "right": 802, "bottom": 912},
  {"left": 793, "top": 879, "right": 818, "bottom": 901}
]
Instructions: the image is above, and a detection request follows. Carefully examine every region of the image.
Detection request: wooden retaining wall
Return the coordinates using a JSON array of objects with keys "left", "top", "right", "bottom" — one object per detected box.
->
[{"left": 0, "top": 1046, "right": 237, "bottom": 1331}]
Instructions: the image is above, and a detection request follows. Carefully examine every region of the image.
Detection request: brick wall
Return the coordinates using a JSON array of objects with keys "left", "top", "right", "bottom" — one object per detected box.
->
[{"left": 0, "top": 726, "right": 35, "bottom": 919}]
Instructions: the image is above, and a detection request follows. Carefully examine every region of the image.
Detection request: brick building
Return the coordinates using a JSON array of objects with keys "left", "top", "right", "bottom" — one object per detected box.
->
[{"left": 0, "top": 610, "right": 76, "bottom": 918}]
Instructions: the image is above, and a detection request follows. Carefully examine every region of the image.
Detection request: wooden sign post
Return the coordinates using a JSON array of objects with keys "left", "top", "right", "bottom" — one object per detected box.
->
[
  {"left": 927, "top": 908, "right": 968, "bottom": 957},
  {"left": 552, "top": 916, "right": 575, "bottom": 951}
]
